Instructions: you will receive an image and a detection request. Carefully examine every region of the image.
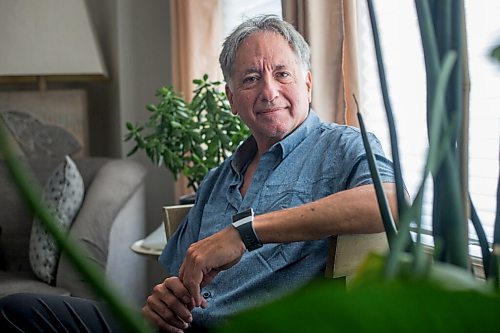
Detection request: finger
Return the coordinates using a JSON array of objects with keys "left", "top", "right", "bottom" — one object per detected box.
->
[
  {"left": 164, "top": 277, "right": 195, "bottom": 308},
  {"left": 177, "top": 269, "right": 209, "bottom": 310},
  {"left": 179, "top": 261, "right": 203, "bottom": 307},
  {"left": 146, "top": 282, "right": 193, "bottom": 328},
  {"left": 162, "top": 292, "right": 193, "bottom": 324},
  {"left": 146, "top": 292, "right": 189, "bottom": 328},
  {"left": 200, "top": 297, "right": 208, "bottom": 309},
  {"left": 143, "top": 292, "right": 189, "bottom": 333},
  {"left": 200, "top": 268, "right": 220, "bottom": 288},
  {"left": 142, "top": 305, "right": 187, "bottom": 333},
  {"left": 153, "top": 281, "right": 193, "bottom": 324}
]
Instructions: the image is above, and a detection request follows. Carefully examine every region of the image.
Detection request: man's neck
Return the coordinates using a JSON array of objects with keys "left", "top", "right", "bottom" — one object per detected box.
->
[{"left": 239, "top": 153, "right": 260, "bottom": 197}]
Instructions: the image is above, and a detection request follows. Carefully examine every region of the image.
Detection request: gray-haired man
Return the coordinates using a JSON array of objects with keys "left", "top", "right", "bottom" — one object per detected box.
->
[{"left": 0, "top": 15, "right": 397, "bottom": 333}]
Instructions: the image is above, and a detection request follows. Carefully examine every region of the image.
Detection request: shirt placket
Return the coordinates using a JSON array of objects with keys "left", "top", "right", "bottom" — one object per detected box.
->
[{"left": 241, "top": 149, "right": 280, "bottom": 210}]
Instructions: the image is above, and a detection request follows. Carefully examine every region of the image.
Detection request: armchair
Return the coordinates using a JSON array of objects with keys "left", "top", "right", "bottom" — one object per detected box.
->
[{"left": 163, "top": 205, "right": 389, "bottom": 283}]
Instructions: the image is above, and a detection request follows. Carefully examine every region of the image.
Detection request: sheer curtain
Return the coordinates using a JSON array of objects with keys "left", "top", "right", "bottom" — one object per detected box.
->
[
  {"left": 169, "top": 1, "right": 361, "bottom": 196},
  {"left": 170, "top": 0, "right": 223, "bottom": 198},
  {"left": 282, "top": 0, "right": 359, "bottom": 126}
]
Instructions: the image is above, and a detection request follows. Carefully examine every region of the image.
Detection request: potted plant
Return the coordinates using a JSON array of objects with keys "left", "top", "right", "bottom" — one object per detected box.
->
[
  {"left": 125, "top": 74, "right": 250, "bottom": 197},
  {"left": 125, "top": 75, "right": 249, "bottom": 248}
]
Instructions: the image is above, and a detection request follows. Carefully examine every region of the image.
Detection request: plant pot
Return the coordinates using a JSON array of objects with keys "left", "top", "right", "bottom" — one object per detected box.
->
[{"left": 179, "top": 193, "right": 196, "bottom": 205}]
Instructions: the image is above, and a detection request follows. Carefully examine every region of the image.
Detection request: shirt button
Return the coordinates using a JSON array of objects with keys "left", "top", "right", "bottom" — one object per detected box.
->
[{"left": 202, "top": 291, "right": 212, "bottom": 299}]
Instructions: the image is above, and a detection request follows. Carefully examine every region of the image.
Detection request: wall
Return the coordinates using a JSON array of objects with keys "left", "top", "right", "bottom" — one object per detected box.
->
[
  {"left": 0, "top": 0, "right": 177, "bottom": 300},
  {"left": 85, "top": 0, "right": 176, "bottom": 295}
]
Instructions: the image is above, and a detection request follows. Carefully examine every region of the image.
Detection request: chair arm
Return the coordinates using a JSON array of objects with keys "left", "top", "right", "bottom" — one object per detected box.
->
[{"left": 325, "top": 233, "right": 389, "bottom": 280}]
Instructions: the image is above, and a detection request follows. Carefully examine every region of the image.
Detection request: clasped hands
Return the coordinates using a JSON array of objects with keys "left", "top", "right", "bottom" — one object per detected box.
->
[{"left": 142, "top": 226, "right": 246, "bottom": 332}]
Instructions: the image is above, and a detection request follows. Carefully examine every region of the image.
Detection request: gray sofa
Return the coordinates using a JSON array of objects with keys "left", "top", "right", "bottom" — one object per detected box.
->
[{"left": 0, "top": 156, "right": 148, "bottom": 306}]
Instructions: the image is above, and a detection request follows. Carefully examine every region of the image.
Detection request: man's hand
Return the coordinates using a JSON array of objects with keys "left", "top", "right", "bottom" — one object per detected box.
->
[
  {"left": 179, "top": 226, "right": 246, "bottom": 307},
  {"left": 142, "top": 277, "right": 197, "bottom": 332}
]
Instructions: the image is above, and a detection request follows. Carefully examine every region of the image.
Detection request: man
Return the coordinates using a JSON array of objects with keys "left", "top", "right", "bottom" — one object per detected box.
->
[
  {"left": 0, "top": 14, "right": 397, "bottom": 333},
  {"left": 143, "top": 14, "right": 397, "bottom": 332}
]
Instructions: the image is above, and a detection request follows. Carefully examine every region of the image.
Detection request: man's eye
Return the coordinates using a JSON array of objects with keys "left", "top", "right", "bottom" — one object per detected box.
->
[
  {"left": 276, "top": 72, "right": 292, "bottom": 80},
  {"left": 243, "top": 76, "right": 258, "bottom": 84}
]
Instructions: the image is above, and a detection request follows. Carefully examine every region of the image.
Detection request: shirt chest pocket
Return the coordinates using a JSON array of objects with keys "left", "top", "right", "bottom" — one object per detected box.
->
[
  {"left": 257, "top": 182, "right": 313, "bottom": 213},
  {"left": 198, "top": 203, "right": 232, "bottom": 240}
]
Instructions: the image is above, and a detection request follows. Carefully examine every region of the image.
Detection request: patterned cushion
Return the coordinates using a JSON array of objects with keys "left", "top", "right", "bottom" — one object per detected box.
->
[{"left": 29, "top": 156, "right": 84, "bottom": 285}]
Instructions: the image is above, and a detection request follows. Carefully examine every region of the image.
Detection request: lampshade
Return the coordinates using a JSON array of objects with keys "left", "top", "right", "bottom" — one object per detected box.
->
[{"left": 0, "top": 0, "right": 108, "bottom": 83}]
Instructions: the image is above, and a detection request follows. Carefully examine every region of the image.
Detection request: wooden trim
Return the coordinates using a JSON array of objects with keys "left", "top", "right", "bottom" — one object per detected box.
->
[
  {"left": 324, "top": 236, "right": 338, "bottom": 278},
  {"left": 162, "top": 204, "right": 194, "bottom": 239}
]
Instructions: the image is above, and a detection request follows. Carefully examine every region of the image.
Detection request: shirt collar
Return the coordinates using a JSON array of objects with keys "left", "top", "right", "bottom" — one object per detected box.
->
[
  {"left": 231, "top": 110, "right": 322, "bottom": 173},
  {"left": 276, "top": 110, "right": 321, "bottom": 159},
  {"left": 232, "top": 136, "right": 257, "bottom": 173}
]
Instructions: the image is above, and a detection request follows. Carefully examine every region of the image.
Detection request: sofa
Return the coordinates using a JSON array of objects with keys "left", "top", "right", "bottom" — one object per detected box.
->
[
  {"left": 0, "top": 156, "right": 148, "bottom": 306},
  {"left": 0, "top": 111, "right": 149, "bottom": 306}
]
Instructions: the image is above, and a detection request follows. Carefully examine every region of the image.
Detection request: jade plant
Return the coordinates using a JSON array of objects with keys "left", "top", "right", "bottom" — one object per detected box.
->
[{"left": 125, "top": 74, "right": 250, "bottom": 192}]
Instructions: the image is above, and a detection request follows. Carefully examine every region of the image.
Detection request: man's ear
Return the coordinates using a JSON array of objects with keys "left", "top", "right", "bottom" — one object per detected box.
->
[
  {"left": 225, "top": 84, "right": 237, "bottom": 115},
  {"left": 306, "top": 71, "right": 313, "bottom": 103}
]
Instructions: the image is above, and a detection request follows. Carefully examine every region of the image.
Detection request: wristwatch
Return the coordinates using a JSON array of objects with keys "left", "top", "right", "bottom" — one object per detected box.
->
[{"left": 231, "top": 208, "right": 262, "bottom": 251}]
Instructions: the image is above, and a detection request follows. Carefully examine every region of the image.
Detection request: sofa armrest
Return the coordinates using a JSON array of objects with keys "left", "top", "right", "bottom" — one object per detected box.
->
[
  {"left": 55, "top": 159, "right": 147, "bottom": 301},
  {"left": 106, "top": 183, "right": 147, "bottom": 305}
]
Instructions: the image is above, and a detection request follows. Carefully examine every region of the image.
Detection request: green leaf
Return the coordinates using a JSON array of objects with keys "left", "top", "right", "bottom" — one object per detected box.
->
[
  {"left": 357, "top": 111, "right": 397, "bottom": 250},
  {"left": 365, "top": 0, "right": 408, "bottom": 221},
  {"left": 126, "top": 145, "right": 139, "bottom": 157},
  {"left": 469, "top": 195, "right": 491, "bottom": 279},
  {"left": 123, "top": 132, "right": 133, "bottom": 142},
  {"left": 491, "top": 45, "right": 500, "bottom": 63},
  {"left": 216, "top": 274, "right": 499, "bottom": 333},
  {"left": 171, "top": 121, "right": 182, "bottom": 128}
]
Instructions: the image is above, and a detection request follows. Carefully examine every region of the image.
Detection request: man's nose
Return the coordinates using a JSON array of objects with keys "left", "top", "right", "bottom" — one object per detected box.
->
[{"left": 260, "top": 76, "right": 279, "bottom": 102}]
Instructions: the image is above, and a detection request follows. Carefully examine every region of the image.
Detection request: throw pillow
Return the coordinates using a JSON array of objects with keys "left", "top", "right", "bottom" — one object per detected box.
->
[{"left": 29, "top": 155, "right": 84, "bottom": 285}]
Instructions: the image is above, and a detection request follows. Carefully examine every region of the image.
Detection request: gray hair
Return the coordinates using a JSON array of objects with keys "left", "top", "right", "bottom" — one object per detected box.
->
[{"left": 219, "top": 14, "right": 311, "bottom": 85}]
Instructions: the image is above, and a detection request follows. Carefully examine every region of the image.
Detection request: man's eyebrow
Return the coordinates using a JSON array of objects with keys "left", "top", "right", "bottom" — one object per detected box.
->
[
  {"left": 242, "top": 64, "right": 288, "bottom": 75},
  {"left": 243, "top": 68, "right": 260, "bottom": 76}
]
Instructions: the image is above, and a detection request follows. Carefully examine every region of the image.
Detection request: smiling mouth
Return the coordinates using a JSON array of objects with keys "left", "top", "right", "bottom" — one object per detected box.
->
[{"left": 257, "top": 107, "right": 285, "bottom": 115}]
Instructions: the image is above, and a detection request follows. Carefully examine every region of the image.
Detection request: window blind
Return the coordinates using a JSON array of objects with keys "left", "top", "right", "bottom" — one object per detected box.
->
[
  {"left": 356, "top": 0, "right": 500, "bottom": 258},
  {"left": 222, "top": 0, "right": 282, "bottom": 38}
]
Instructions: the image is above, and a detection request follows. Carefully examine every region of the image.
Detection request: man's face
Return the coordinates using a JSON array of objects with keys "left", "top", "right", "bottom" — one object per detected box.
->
[{"left": 226, "top": 31, "right": 312, "bottom": 150}]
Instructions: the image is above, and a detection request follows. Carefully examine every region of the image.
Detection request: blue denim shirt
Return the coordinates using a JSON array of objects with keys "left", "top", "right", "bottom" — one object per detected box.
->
[{"left": 159, "top": 111, "right": 395, "bottom": 327}]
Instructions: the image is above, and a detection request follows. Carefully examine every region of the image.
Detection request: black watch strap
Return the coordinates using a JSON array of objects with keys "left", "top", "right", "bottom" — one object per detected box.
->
[{"left": 232, "top": 208, "right": 262, "bottom": 251}]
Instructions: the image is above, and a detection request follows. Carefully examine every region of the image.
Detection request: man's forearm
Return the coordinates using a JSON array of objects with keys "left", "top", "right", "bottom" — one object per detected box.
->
[
  {"left": 252, "top": 183, "right": 398, "bottom": 244},
  {"left": 178, "top": 183, "right": 399, "bottom": 306}
]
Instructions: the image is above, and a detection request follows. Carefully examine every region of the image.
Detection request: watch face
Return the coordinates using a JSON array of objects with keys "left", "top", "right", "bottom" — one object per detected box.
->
[
  {"left": 232, "top": 208, "right": 262, "bottom": 251},
  {"left": 232, "top": 208, "right": 254, "bottom": 223}
]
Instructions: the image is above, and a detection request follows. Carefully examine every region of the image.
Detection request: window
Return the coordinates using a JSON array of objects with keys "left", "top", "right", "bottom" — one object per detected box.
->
[
  {"left": 222, "top": 0, "right": 282, "bottom": 37},
  {"left": 356, "top": 0, "right": 500, "bottom": 257}
]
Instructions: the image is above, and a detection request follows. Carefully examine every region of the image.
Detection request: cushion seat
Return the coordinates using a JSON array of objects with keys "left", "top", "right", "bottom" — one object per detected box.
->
[{"left": 0, "top": 271, "right": 70, "bottom": 298}]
